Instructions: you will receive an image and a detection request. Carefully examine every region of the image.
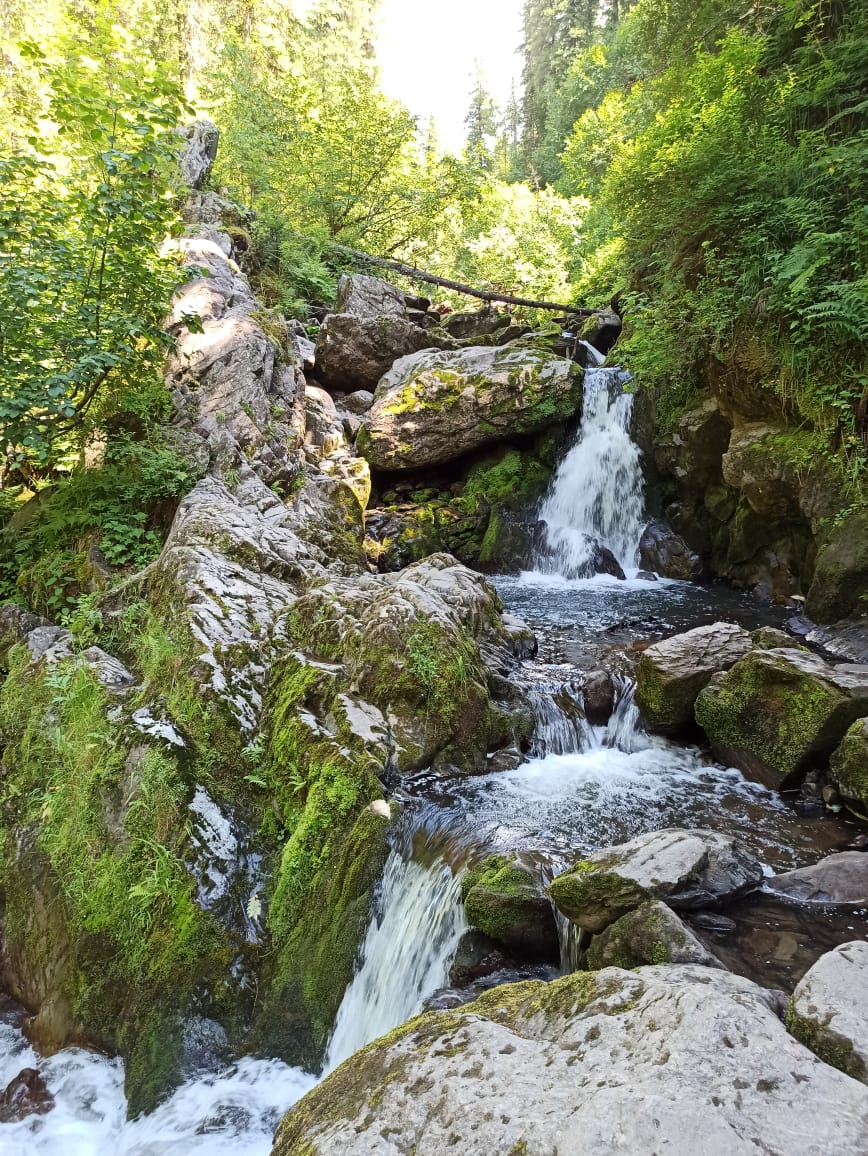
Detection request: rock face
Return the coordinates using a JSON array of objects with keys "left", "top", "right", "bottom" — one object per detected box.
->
[
  {"left": 176, "top": 119, "right": 219, "bottom": 189},
  {"left": 635, "top": 622, "right": 753, "bottom": 734},
  {"left": 461, "top": 857, "right": 559, "bottom": 962},
  {"left": 548, "top": 828, "right": 763, "bottom": 934},
  {"left": 806, "top": 510, "right": 868, "bottom": 625},
  {"left": 767, "top": 853, "right": 868, "bottom": 906},
  {"left": 638, "top": 519, "right": 702, "bottom": 580},
  {"left": 585, "top": 900, "right": 723, "bottom": 970},
  {"left": 790, "top": 941, "right": 868, "bottom": 1083},
  {"left": 273, "top": 964, "right": 868, "bottom": 1156},
  {"left": 359, "top": 344, "right": 583, "bottom": 471},
  {"left": 695, "top": 648, "right": 868, "bottom": 785},
  {"left": 831, "top": 718, "right": 868, "bottom": 805}
]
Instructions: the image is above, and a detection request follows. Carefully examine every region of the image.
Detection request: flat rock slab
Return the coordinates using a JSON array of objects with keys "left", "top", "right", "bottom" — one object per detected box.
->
[
  {"left": 791, "top": 940, "right": 868, "bottom": 1083},
  {"left": 548, "top": 828, "right": 763, "bottom": 934},
  {"left": 767, "top": 852, "right": 868, "bottom": 906},
  {"left": 635, "top": 622, "right": 752, "bottom": 733},
  {"left": 273, "top": 965, "right": 868, "bottom": 1156}
]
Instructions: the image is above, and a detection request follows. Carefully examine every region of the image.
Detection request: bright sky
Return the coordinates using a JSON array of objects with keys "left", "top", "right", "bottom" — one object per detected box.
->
[{"left": 374, "top": 0, "right": 525, "bottom": 153}]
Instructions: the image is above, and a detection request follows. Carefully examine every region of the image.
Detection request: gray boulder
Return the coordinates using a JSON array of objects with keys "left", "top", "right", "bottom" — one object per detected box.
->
[
  {"left": 790, "top": 941, "right": 868, "bottom": 1083},
  {"left": 639, "top": 519, "right": 702, "bottom": 580},
  {"left": 342, "top": 389, "right": 375, "bottom": 415},
  {"left": 585, "top": 899, "right": 724, "bottom": 970},
  {"left": 359, "top": 345, "right": 583, "bottom": 471},
  {"left": 549, "top": 828, "right": 763, "bottom": 934},
  {"left": 177, "top": 120, "right": 219, "bottom": 190},
  {"left": 273, "top": 965, "right": 868, "bottom": 1156},
  {"left": 635, "top": 622, "right": 753, "bottom": 734},
  {"left": 767, "top": 852, "right": 868, "bottom": 906}
]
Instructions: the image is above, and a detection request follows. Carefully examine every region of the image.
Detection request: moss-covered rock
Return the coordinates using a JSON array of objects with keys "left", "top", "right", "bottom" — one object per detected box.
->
[
  {"left": 360, "top": 345, "right": 583, "bottom": 471},
  {"left": 695, "top": 648, "right": 868, "bottom": 785},
  {"left": 461, "top": 857, "right": 559, "bottom": 961},
  {"left": 788, "top": 941, "right": 868, "bottom": 1084},
  {"left": 806, "top": 510, "right": 868, "bottom": 625},
  {"left": 585, "top": 900, "right": 722, "bottom": 970},
  {"left": 830, "top": 718, "right": 868, "bottom": 806}
]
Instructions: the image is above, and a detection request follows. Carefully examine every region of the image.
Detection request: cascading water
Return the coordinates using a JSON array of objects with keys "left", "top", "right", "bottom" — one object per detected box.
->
[{"left": 534, "top": 366, "right": 646, "bottom": 578}]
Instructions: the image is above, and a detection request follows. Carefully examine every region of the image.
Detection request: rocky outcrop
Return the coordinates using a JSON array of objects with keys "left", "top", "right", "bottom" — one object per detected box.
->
[
  {"left": 806, "top": 511, "right": 868, "bottom": 624},
  {"left": 638, "top": 519, "right": 702, "bottom": 580},
  {"left": 634, "top": 622, "right": 752, "bottom": 733},
  {"left": 548, "top": 828, "right": 763, "bottom": 934},
  {"left": 461, "top": 857, "right": 559, "bottom": 962},
  {"left": 695, "top": 648, "right": 868, "bottom": 786},
  {"left": 585, "top": 899, "right": 723, "bottom": 970},
  {"left": 358, "top": 344, "right": 583, "bottom": 471},
  {"left": 831, "top": 718, "right": 868, "bottom": 806},
  {"left": 789, "top": 941, "right": 868, "bottom": 1083},
  {"left": 273, "top": 964, "right": 868, "bottom": 1155}
]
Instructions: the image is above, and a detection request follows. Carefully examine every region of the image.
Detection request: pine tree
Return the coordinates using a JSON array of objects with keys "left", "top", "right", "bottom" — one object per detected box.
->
[{"left": 464, "top": 64, "right": 499, "bottom": 173}]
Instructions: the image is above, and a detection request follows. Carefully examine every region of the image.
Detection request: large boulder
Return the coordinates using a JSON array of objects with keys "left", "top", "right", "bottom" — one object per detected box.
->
[
  {"left": 695, "top": 648, "right": 868, "bottom": 785},
  {"left": 634, "top": 622, "right": 752, "bottom": 734},
  {"left": 789, "top": 941, "right": 868, "bottom": 1083},
  {"left": 273, "top": 965, "right": 868, "bottom": 1156},
  {"left": 358, "top": 345, "right": 583, "bottom": 471},
  {"left": 585, "top": 900, "right": 723, "bottom": 970},
  {"left": 767, "top": 853, "right": 868, "bottom": 906},
  {"left": 806, "top": 510, "right": 868, "bottom": 625},
  {"left": 638, "top": 519, "right": 703, "bottom": 580},
  {"left": 831, "top": 718, "right": 868, "bottom": 805},
  {"left": 461, "top": 857, "right": 559, "bottom": 962},
  {"left": 548, "top": 828, "right": 763, "bottom": 934}
]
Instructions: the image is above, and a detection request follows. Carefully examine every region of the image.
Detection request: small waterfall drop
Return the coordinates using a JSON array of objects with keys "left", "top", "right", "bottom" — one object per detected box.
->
[
  {"left": 534, "top": 366, "right": 645, "bottom": 578},
  {"left": 323, "top": 842, "right": 467, "bottom": 1073},
  {"left": 525, "top": 678, "right": 593, "bottom": 758}
]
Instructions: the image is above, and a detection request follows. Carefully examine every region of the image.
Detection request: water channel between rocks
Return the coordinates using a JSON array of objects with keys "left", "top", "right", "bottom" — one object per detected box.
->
[{"left": 2, "top": 367, "right": 866, "bottom": 1152}]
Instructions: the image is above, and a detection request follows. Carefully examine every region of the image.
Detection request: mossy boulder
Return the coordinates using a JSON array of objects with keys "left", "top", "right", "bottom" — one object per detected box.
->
[
  {"left": 548, "top": 828, "right": 763, "bottom": 934},
  {"left": 634, "top": 622, "right": 752, "bottom": 734},
  {"left": 789, "top": 941, "right": 868, "bottom": 1084},
  {"left": 806, "top": 510, "right": 868, "bottom": 625},
  {"left": 461, "top": 857, "right": 559, "bottom": 961},
  {"left": 359, "top": 345, "right": 583, "bottom": 471},
  {"left": 695, "top": 648, "right": 868, "bottom": 786},
  {"left": 585, "top": 900, "right": 723, "bottom": 971},
  {"left": 830, "top": 718, "right": 868, "bottom": 806}
]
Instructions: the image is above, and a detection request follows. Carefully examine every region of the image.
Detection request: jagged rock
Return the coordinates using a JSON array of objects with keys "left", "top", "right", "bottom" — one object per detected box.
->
[
  {"left": 0, "top": 604, "right": 50, "bottom": 669},
  {"left": 635, "top": 622, "right": 753, "bottom": 734},
  {"left": 582, "top": 669, "right": 616, "bottom": 725},
  {"left": 359, "top": 345, "right": 583, "bottom": 471},
  {"left": 448, "top": 930, "right": 513, "bottom": 987},
  {"left": 767, "top": 852, "right": 868, "bottom": 906},
  {"left": 177, "top": 120, "right": 219, "bottom": 190},
  {"left": 342, "top": 389, "right": 375, "bottom": 415},
  {"left": 695, "top": 648, "right": 868, "bottom": 785},
  {"left": 0, "top": 1067, "right": 54, "bottom": 1123},
  {"left": 790, "top": 941, "right": 868, "bottom": 1083},
  {"left": 806, "top": 510, "right": 868, "bottom": 625},
  {"left": 585, "top": 900, "right": 724, "bottom": 970},
  {"left": 548, "top": 828, "right": 763, "bottom": 934},
  {"left": 831, "top": 718, "right": 868, "bottom": 805},
  {"left": 501, "top": 613, "right": 537, "bottom": 659},
  {"left": 638, "top": 519, "right": 702, "bottom": 580},
  {"left": 461, "top": 857, "right": 559, "bottom": 962},
  {"left": 652, "top": 395, "right": 731, "bottom": 488},
  {"left": 273, "top": 965, "right": 868, "bottom": 1156}
]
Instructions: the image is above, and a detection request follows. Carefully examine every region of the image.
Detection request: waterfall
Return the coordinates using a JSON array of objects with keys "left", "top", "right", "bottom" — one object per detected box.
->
[
  {"left": 534, "top": 366, "right": 645, "bottom": 578},
  {"left": 525, "top": 679, "right": 594, "bottom": 758},
  {"left": 323, "top": 842, "right": 467, "bottom": 1073}
]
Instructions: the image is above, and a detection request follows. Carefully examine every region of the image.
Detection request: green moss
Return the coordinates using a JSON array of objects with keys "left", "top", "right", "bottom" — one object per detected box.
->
[{"left": 830, "top": 719, "right": 868, "bottom": 805}]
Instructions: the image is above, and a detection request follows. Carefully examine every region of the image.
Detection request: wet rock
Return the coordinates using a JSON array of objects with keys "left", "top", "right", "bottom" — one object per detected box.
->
[
  {"left": 806, "top": 510, "right": 868, "bottom": 625},
  {"left": 690, "top": 911, "right": 737, "bottom": 933},
  {"left": 448, "top": 930, "right": 513, "bottom": 987},
  {"left": 549, "top": 828, "right": 763, "bottom": 934},
  {"left": 638, "top": 519, "right": 702, "bottom": 581},
  {"left": 501, "top": 613, "right": 537, "bottom": 659},
  {"left": 582, "top": 670, "right": 616, "bottom": 726},
  {"left": 580, "top": 307, "right": 622, "bottom": 355},
  {"left": 342, "top": 389, "right": 375, "bottom": 415},
  {"left": 831, "top": 718, "right": 868, "bottom": 806},
  {"left": 695, "top": 648, "right": 868, "bottom": 786},
  {"left": 358, "top": 345, "right": 583, "bottom": 471},
  {"left": 635, "top": 622, "right": 752, "bottom": 734},
  {"left": 790, "top": 941, "right": 868, "bottom": 1083},
  {"left": 591, "top": 543, "right": 626, "bottom": 580},
  {"left": 586, "top": 900, "right": 724, "bottom": 970},
  {"left": 767, "top": 852, "right": 868, "bottom": 906},
  {"left": 0, "top": 1067, "right": 54, "bottom": 1123},
  {"left": 461, "top": 857, "right": 559, "bottom": 961},
  {"left": 751, "top": 627, "right": 796, "bottom": 650},
  {"left": 636, "top": 569, "right": 658, "bottom": 581},
  {"left": 273, "top": 965, "right": 868, "bottom": 1156}
]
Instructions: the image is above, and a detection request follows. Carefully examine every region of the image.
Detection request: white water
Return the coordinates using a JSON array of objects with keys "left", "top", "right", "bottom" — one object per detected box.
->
[
  {"left": 323, "top": 846, "right": 467, "bottom": 1073},
  {"left": 534, "top": 366, "right": 646, "bottom": 578}
]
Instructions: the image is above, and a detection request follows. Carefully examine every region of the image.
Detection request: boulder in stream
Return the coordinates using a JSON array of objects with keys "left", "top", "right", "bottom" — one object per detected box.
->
[
  {"left": 634, "top": 621, "right": 753, "bottom": 734},
  {"left": 272, "top": 964, "right": 868, "bottom": 1156},
  {"left": 767, "top": 852, "right": 868, "bottom": 906},
  {"left": 695, "top": 648, "right": 868, "bottom": 786},
  {"left": 358, "top": 344, "right": 583, "bottom": 471},
  {"left": 831, "top": 718, "right": 868, "bottom": 807},
  {"left": 548, "top": 828, "right": 763, "bottom": 934},
  {"left": 461, "top": 857, "right": 559, "bottom": 962},
  {"left": 638, "top": 519, "right": 702, "bottom": 580},
  {"left": 0, "top": 1067, "right": 54, "bottom": 1123},
  {"left": 789, "top": 940, "right": 868, "bottom": 1084},
  {"left": 585, "top": 899, "right": 724, "bottom": 970}
]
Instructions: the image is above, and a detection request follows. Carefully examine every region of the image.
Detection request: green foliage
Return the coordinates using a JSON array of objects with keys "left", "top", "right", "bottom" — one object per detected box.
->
[{"left": 0, "top": 29, "right": 188, "bottom": 468}]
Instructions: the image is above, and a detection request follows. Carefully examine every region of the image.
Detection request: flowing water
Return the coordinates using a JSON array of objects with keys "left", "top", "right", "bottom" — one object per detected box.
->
[{"left": 1, "top": 361, "right": 863, "bottom": 1152}]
